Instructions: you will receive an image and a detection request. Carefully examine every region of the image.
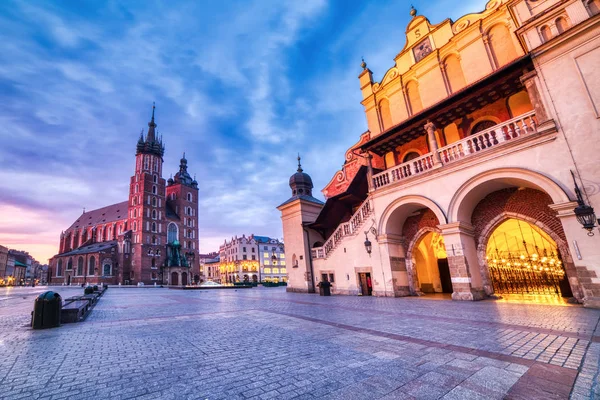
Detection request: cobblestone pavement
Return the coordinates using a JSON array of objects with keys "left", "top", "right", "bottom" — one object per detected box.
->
[{"left": 1, "top": 286, "right": 599, "bottom": 399}]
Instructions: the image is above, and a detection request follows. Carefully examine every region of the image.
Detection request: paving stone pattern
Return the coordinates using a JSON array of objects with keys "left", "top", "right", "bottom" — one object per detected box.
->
[{"left": 0, "top": 286, "right": 599, "bottom": 399}]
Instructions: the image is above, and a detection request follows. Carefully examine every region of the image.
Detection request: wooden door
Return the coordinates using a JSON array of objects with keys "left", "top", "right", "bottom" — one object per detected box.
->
[{"left": 437, "top": 259, "right": 453, "bottom": 293}]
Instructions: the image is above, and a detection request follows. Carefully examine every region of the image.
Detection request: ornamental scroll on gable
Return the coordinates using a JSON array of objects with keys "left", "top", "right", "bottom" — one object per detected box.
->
[{"left": 321, "top": 132, "right": 378, "bottom": 199}]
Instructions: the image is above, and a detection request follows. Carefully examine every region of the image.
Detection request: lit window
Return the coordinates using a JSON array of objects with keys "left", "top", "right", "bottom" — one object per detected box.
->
[
  {"left": 264, "top": 260, "right": 270, "bottom": 266},
  {"left": 263, "top": 252, "right": 269, "bottom": 258},
  {"left": 281, "top": 268, "right": 286, "bottom": 274},
  {"left": 264, "top": 268, "right": 272, "bottom": 274},
  {"left": 272, "top": 268, "right": 280, "bottom": 274}
]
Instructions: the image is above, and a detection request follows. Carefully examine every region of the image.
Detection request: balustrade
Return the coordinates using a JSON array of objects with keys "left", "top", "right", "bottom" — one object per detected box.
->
[
  {"left": 372, "top": 153, "right": 436, "bottom": 189},
  {"left": 312, "top": 199, "right": 372, "bottom": 259},
  {"left": 373, "top": 111, "right": 538, "bottom": 190}
]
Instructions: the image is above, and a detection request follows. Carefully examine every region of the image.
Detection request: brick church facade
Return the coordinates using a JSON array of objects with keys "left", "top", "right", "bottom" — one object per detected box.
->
[{"left": 49, "top": 105, "right": 199, "bottom": 286}]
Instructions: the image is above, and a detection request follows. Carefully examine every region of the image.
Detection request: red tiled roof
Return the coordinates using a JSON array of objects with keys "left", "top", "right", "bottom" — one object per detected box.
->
[{"left": 67, "top": 201, "right": 128, "bottom": 231}]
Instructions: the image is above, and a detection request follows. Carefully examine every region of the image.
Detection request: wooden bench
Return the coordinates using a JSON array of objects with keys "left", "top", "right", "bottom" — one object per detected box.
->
[{"left": 61, "top": 300, "right": 89, "bottom": 323}]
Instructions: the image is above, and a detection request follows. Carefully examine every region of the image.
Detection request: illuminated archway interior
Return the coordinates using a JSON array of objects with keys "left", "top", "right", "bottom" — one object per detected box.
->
[
  {"left": 485, "top": 219, "right": 570, "bottom": 296},
  {"left": 414, "top": 232, "right": 452, "bottom": 293}
]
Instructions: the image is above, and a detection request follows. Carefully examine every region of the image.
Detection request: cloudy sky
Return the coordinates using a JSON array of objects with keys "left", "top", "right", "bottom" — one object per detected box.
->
[{"left": 0, "top": 0, "right": 485, "bottom": 262}]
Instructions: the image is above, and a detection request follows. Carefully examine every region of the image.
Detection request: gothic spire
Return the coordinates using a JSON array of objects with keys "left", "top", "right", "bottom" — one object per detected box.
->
[{"left": 147, "top": 102, "right": 157, "bottom": 143}]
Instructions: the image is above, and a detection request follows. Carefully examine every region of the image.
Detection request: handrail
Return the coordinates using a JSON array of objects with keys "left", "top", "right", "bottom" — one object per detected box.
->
[
  {"left": 438, "top": 110, "right": 537, "bottom": 164},
  {"left": 312, "top": 199, "right": 372, "bottom": 259},
  {"left": 373, "top": 152, "right": 435, "bottom": 189}
]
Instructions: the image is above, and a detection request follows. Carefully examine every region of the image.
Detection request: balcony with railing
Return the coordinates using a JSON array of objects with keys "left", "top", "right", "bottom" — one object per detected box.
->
[{"left": 372, "top": 111, "right": 539, "bottom": 190}]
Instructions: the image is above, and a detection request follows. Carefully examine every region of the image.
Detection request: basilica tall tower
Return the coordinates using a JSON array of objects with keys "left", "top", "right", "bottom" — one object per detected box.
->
[{"left": 127, "top": 104, "right": 168, "bottom": 284}]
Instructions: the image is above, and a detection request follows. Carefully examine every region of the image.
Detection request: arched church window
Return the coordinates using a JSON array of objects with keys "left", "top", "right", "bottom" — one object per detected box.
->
[
  {"left": 152, "top": 197, "right": 157, "bottom": 207},
  {"left": 151, "top": 222, "right": 157, "bottom": 233},
  {"left": 57, "top": 260, "right": 63, "bottom": 276},
  {"left": 134, "top": 209, "right": 137, "bottom": 218},
  {"left": 152, "top": 185, "right": 157, "bottom": 195},
  {"left": 133, "top": 222, "right": 137, "bottom": 232},
  {"left": 153, "top": 158, "right": 158, "bottom": 172},
  {"left": 152, "top": 235, "right": 157, "bottom": 245},
  {"left": 167, "top": 223, "right": 178, "bottom": 243},
  {"left": 88, "top": 256, "right": 95, "bottom": 276},
  {"left": 152, "top": 210, "right": 157, "bottom": 219},
  {"left": 470, "top": 120, "right": 497, "bottom": 135},
  {"left": 103, "top": 262, "right": 112, "bottom": 276},
  {"left": 144, "top": 155, "right": 149, "bottom": 170},
  {"left": 77, "top": 257, "right": 84, "bottom": 276},
  {"left": 187, "top": 193, "right": 192, "bottom": 202},
  {"left": 153, "top": 175, "right": 158, "bottom": 183}
]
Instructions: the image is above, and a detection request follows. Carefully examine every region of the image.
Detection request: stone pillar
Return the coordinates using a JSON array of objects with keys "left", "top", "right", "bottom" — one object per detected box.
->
[
  {"left": 482, "top": 34, "right": 497, "bottom": 71},
  {"left": 520, "top": 70, "right": 554, "bottom": 131},
  {"left": 379, "top": 234, "right": 411, "bottom": 297},
  {"left": 424, "top": 121, "right": 443, "bottom": 165},
  {"left": 365, "top": 152, "right": 375, "bottom": 192},
  {"left": 438, "top": 222, "right": 486, "bottom": 301},
  {"left": 550, "top": 201, "right": 600, "bottom": 308}
]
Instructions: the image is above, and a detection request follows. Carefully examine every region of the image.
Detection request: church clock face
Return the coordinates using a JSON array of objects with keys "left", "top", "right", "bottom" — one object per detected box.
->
[{"left": 413, "top": 37, "right": 433, "bottom": 62}]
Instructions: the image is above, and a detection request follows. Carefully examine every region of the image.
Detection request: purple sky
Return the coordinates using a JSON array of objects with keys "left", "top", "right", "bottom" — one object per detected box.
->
[{"left": 0, "top": 0, "right": 485, "bottom": 262}]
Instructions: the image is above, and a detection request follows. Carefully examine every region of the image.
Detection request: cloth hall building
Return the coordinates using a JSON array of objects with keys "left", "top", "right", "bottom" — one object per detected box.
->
[
  {"left": 49, "top": 106, "right": 200, "bottom": 286},
  {"left": 279, "top": 0, "right": 600, "bottom": 307}
]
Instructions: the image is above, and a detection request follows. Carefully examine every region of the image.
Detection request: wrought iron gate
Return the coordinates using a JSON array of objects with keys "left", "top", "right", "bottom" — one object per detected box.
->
[{"left": 488, "top": 264, "right": 566, "bottom": 296}]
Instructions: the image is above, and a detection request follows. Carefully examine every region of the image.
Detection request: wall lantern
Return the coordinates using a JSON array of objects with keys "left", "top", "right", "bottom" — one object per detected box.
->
[
  {"left": 363, "top": 219, "right": 378, "bottom": 255},
  {"left": 572, "top": 171, "right": 596, "bottom": 236},
  {"left": 271, "top": 252, "right": 277, "bottom": 263},
  {"left": 364, "top": 232, "right": 372, "bottom": 255}
]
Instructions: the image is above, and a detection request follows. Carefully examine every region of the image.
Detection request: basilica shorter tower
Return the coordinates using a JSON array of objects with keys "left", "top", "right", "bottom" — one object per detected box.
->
[{"left": 49, "top": 105, "right": 199, "bottom": 286}]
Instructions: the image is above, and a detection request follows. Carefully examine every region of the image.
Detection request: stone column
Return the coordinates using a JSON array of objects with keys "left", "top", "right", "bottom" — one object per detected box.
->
[
  {"left": 520, "top": 70, "right": 554, "bottom": 132},
  {"left": 549, "top": 201, "right": 600, "bottom": 308},
  {"left": 438, "top": 222, "right": 486, "bottom": 301},
  {"left": 378, "top": 233, "right": 412, "bottom": 297},
  {"left": 364, "top": 152, "right": 375, "bottom": 192},
  {"left": 424, "top": 121, "right": 443, "bottom": 165}
]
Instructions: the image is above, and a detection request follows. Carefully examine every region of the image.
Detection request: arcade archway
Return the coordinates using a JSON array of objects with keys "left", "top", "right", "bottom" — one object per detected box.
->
[
  {"left": 410, "top": 230, "right": 453, "bottom": 294},
  {"left": 484, "top": 218, "right": 572, "bottom": 297}
]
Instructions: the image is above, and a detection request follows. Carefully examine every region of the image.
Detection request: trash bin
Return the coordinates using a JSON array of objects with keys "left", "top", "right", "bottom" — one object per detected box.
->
[
  {"left": 31, "top": 291, "right": 62, "bottom": 329},
  {"left": 318, "top": 281, "right": 331, "bottom": 296}
]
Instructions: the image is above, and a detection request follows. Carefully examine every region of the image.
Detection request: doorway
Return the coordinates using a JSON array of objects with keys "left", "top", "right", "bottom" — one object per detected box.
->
[
  {"left": 358, "top": 273, "right": 372, "bottom": 296},
  {"left": 437, "top": 259, "right": 453, "bottom": 293},
  {"left": 486, "top": 218, "right": 572, "bottom": 298},
  {"left": 181, "top": 272, "right": 188, "bottom": 286},
  {"left": 171, "top": 271, "right": 179, "bottom": 286}
]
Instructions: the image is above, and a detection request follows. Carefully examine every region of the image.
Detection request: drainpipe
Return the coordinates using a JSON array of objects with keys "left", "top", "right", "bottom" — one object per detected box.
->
[{"left": 303, "top": 225, "right": 316, "bottom": 294}]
